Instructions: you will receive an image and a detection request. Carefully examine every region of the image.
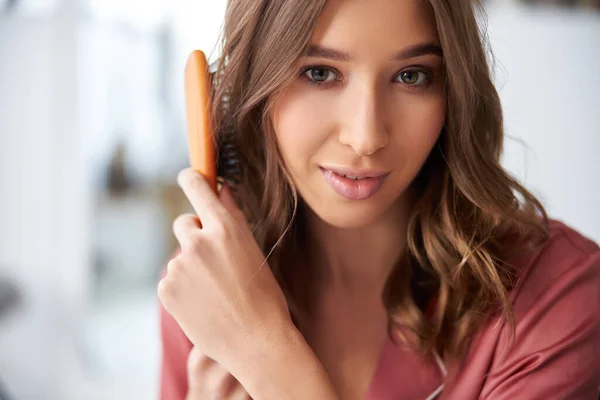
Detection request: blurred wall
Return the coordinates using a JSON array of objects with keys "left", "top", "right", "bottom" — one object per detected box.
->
[
  {"left": 0, "top": 1, "right": 228, "bottom": 398},
  {"left": 0, "top": 6, "right": 91, "bottom": 399},
  {"left": 489, "top": 1, "right": 600, "bottom": 243}
]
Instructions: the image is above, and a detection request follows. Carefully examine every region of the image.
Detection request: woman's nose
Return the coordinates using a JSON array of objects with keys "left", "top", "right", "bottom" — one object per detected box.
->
[{"left": 338, "top": 87, "right": 389, "bottom": 156}]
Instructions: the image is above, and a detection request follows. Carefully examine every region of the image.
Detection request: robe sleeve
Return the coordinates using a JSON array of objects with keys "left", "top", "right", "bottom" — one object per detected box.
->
[{"left": 158, "top": 254, "right": 194, "bottom": 400}]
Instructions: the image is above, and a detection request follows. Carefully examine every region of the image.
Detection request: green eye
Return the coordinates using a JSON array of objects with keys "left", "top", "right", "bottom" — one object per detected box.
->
[
  {"left": 304, "top": 67, "right": 337, "bottom": 83},
  {"left": 398, "top": 70, "right": 428, "bottom": 85}
]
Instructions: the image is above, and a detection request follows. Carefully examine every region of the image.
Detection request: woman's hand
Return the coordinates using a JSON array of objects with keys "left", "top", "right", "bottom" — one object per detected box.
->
[
  {"left": 158, "top": 168, "right": 292, "bottom": 373},
  {"left": 185, "top": 346, "right": 251, "bottom": 400}
]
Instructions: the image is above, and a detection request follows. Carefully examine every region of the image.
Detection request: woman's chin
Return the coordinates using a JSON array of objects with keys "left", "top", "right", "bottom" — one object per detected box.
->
[{"left": 304, "top": 201, "right": 389, "bottom": 229}]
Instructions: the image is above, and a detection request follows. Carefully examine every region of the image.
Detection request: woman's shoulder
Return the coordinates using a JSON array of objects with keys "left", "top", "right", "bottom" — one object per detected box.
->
[
  {"left": 509, "top": 218, "right": 600, "bottom": 305},
  {"left": 543, "top": 218, "right": 599, "bottom": 255},
  {"left": 443, "top": 221, "right": 600, "bottom": 398},
  {"left": 494, "top": 219, "right": 600, "bottom": 386}
]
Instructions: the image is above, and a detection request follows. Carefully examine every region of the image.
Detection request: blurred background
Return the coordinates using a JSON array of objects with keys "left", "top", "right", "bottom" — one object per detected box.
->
[{"left": 0, "top": 0, "right": 598, "bottom": 399}]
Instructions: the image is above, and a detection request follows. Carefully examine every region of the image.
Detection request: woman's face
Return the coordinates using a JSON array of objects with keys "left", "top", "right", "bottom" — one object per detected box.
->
[{"left": 272, "top": 0, "right": 446, "bottom": 228}]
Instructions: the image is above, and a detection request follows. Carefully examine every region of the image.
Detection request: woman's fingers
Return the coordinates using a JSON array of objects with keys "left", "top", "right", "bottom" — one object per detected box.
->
[
  {"left": 177, "top": 168, "right": 226, "bottom": 229},
  {"left": 187, "top": 346, "right": 250, "bottom": 399},
  {"left": 230, "top": 383, "right": 253, "bottom": 400},
  {"left": 172, "top": 214, "right": 201, "bottom": 250},
  {"left": 187, "top": 345, "right": 212, "bottom": 374},
  {"left": 210, "top": 371, "right": 240, "bottom": 398}
]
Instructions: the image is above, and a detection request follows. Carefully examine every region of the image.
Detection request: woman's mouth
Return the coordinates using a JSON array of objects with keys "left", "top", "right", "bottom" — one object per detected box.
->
[{"left": 320, "top": 166, "right": 390, "bottom": 200}]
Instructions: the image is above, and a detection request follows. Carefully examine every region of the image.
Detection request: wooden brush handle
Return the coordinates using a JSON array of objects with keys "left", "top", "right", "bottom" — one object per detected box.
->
[{"left": 184, "top": 50, "right": 218, "bottom": 193}]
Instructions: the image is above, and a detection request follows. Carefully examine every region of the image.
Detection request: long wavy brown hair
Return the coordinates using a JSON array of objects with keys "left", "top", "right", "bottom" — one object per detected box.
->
[{"left": 207, "top": 0, "right": 548, "bottom": 362}]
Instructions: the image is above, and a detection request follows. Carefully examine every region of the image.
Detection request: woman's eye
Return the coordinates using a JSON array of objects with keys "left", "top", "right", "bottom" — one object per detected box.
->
[
  {"left": 301, "top": 66, "right": 431, "bottom": 88},
  {"left": 396, "top": 70, "right": 429, "bottom": 85},
  {"left": 303, "top": 67, "right": 338, "bottom": 84}
]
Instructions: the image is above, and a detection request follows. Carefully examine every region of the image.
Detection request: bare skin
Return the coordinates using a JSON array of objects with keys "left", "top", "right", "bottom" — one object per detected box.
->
[
  {"left": 272, "top": 0, "right": 445, "bottom": 395},
  {"left": 302, "top": 284, "right": 390, "bottom": 400},
  {"left": 178, "top": 0, "right": 446, "bottom": 398}
]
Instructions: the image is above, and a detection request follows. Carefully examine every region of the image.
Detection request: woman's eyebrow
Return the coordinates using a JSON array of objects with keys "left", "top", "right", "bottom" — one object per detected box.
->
[{"left": 305, "top": 43, "right": 443, "bottom": 62}]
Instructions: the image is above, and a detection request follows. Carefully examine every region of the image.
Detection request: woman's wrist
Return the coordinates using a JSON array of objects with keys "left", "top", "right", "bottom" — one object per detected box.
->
[{"left": 232, "top": 322, "right": 340, "bottom": 400}]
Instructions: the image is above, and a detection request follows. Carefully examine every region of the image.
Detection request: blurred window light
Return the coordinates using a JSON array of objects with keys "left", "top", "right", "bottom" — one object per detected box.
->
[
  {"left": 171, "top": 0, "right": 227, "bottom": 62},
  {"left": 87, "top": 0, "right": 167, "bottom": 32},
  {"left": 1, "top": 0, "right": 58, "bottom": 16}
]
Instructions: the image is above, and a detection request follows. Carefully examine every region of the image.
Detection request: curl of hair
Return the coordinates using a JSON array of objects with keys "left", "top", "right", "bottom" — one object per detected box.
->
[{"left": 209, "top": 0, "right": 548, "bottom": 362}]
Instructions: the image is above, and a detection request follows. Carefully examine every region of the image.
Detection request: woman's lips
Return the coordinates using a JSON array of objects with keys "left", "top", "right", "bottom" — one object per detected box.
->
[{"left": 320, "top": 167, "right": 389, "bottom": 200}]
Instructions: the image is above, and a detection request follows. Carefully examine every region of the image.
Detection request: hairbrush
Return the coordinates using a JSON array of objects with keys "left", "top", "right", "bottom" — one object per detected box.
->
[{"left": 184, "top": 50, "right": 240, "bottom": 193}]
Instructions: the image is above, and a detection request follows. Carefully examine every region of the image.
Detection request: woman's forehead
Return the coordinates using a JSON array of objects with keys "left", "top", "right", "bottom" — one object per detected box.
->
[{"left": 309, "top": 0, "right": 440, "bottom": 58}]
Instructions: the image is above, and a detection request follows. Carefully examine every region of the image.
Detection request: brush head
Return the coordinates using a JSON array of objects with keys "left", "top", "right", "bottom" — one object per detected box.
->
[
  {"left": 207, "top": 59, "right": 242, "bottom": 189},
  {"left": 217, "top": 130, "right": 242, "bottom": 189}
]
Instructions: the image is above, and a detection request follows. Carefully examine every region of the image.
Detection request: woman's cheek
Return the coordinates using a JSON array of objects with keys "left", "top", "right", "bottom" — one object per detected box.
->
[
  {"left": 399, "top": 97, "right": 445, "bottom": 153},
  {"left": 274, "top": 92, "right": 335, "bottom": 172}
]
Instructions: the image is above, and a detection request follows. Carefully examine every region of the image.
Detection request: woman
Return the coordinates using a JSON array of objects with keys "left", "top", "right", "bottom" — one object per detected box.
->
[{"left": 158, "top": 0, "right": 600, "bottom": 398}]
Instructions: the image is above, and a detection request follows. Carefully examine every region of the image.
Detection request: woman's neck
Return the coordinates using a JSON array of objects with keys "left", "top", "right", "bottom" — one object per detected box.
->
[{"left": 304, "top": 194, "right": 412, "bottom": 296}]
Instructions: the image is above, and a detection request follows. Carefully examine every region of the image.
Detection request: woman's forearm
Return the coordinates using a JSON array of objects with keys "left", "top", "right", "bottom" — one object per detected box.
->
[{"left": 233, "top": 324, "right": 341, "bottom": 400}]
